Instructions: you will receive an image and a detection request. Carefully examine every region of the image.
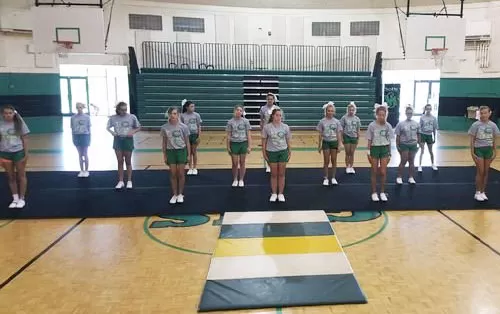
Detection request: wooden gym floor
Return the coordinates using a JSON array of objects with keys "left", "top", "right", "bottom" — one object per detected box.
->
[{"left": 1, "top": 119, "right": 500, "bottom": 314}]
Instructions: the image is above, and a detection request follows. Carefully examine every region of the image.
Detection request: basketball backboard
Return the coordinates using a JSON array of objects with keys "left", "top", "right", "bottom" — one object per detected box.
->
[{"left": 31, "top": 6, "right": 105, "bottom": 54}]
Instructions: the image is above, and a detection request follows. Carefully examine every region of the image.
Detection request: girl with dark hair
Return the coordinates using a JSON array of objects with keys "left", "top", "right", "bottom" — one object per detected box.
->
[
  {"left": 366, "top": 103, "right": 393, "bottom": 202},
  {"left": 106, "top": 102, "right": 141, "bottom": 189},
  {"left": 71, "top": 102, "right": 91, "bottom": 177},
  {"left": 395, "top": 106, "right": 420, "bottom": 185},
  {"left": 468, "top": 106, "right": 499, "bottom": 201},
  {"left": 262, "top": 108, "right": 291, "bottom": 202},
  {"left": 259, "top": 93, "right": 283, "bottom": 173},
  {"left": 418, "top": 104, "right": 439, "bottom": 172},
  {"left": 162, "top": 106, "right": 191, "bottom": 204},
  {"left": 226, "top": 105, "right": 252, "bottom": 187},
  {"left": 180, "top": 99, "right": 202, "bottom": 175},
  {"left": 0, "top": 105, "right": 30, "bottom": 208}
]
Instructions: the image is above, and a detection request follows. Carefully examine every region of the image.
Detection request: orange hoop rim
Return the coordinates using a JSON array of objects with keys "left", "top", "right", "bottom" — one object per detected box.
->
[
  {"left": 431, "top": 48, "right": 448, "bottom": 55},
  {"left": 54, "top": 40, "right": 74, "bottom": 49}
]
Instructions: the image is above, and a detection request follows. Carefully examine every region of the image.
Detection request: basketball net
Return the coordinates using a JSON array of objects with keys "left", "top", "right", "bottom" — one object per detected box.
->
[
  {"left": 54, "top": 41, "right": 73, "bottom": 58},
  {"left": 431, "top": 48, "right": 448, "bottom": 69}
]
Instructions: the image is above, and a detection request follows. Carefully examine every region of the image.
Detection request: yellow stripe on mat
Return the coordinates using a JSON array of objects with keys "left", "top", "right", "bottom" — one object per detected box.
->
[{"left": 214, "top": 235, "right": 343, "bottom": 257}]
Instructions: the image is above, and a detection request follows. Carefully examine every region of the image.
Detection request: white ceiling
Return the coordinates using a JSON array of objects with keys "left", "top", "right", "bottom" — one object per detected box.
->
[{"left": 132, "top": 0, "right": 488, "bottom": 10}]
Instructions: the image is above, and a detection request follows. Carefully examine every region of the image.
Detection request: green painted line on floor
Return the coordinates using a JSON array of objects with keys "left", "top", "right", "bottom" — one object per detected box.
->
[{"left": 27, "top": 145, "right": 494, "bottom": 154}]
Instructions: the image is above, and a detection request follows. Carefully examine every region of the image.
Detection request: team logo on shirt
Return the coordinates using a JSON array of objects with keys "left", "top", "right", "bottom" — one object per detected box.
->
[
  {"left": 478, "top": 126, "right": 493, "bottom": 139},
  {"left": 234, "top": 123, "right": 246, "bottom": 139},
  {"left": 326, "top": 123, "right": 337, "bottom": 137},
  {"left": 188, "top": 118, "right": 198, "bottom": 132},
  {"left": 271, "top": 130, "right": 286, "bottom": 147},
  {"left": 172, "top": 129, "right": 185, "bottom": 146}
]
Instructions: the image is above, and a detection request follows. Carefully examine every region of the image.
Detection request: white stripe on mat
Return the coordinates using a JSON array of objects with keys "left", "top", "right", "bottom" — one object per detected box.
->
[
  {"left": 222, "top": 211, "right": 328, "bottom": 225},
  {"left": 207, "top": 252, "right": 353, "bottom": 280}
]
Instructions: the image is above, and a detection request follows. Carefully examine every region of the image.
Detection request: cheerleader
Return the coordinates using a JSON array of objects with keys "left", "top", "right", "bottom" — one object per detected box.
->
[
  {"left": 260, "top": 93, "right": 283, "bottom": 172},
  {"left": 0, "top": 105, "right": 29, "bottom": 208},
  {"left": 162, "top": 107, "right": 191, "bottom": 204},
  {"left": 418, "top": 104, "right": 439, "bottom": 171},
  {"left": 468, "top": 106, "right": 499, "bottom": 201},
  {"left": 316, "top": 101, "right": 343, "bottom": 185},
  {"left": 226, "top": 105, "right": 252, "bottom": 187},
  {"left": 340, "top": 102, "right": 361, "bottom": 173},
  {"left": 366, "top": 103, "right": 394, "bottom": 202},
  {"left": 262, "top": 108, "right": 291, "bottom": 202},
  {"left": 180, "top": 99, "right": 202, "bottom": 175},
  {"left": 106, "top": 102, "right": 141, "bottom": 189},
  {"left": 71, "top": 102, "right": 91, "bottom": 177},
  {"left": 395, "top": 106, "right": 420, "bottom": 184}
]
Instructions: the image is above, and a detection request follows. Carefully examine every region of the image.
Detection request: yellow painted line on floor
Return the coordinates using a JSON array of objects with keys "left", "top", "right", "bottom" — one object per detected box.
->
[{"left": 214, "top": 235, "right": 343, "bottom": 257}]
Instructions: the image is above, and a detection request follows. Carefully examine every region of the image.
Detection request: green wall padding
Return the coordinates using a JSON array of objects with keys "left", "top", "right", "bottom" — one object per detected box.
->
[
  {"left": 23, "top": 116, "right": 63, "bottom": 134},
  {"left": 0, "top": 73, "right": 60, "bottom": 96},
  {"left": 440, "top": 78, "right": 500, "bottom": 98}
]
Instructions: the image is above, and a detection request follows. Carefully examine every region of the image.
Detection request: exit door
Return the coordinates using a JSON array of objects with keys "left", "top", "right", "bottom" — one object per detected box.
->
[
  {"left": 413, "top": 80, "right": 440, "bottom": 115},
  {"left": 60, "top": 76, "right": 89, "bottom": 115}
]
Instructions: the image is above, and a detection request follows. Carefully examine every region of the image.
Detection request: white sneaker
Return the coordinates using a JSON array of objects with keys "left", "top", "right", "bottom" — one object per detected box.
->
[
  {"left": 238, "top": 180, "right": 244, "bottom": 187},
  {"left": 371, "top": 193, "right": 379, "bottom": 202},
  {"left": 418, "top": 166, "right": 423, "bottom": 172},
  {"left": 346, "top": 167, "right": 351, "bottom": 174},
  {"left": 380, "top": 193, "right": 388, "bottom": 202},
  {"left": 78, "top": 171, "right": 85, "bottom": 178},
  {"left": 84, "top": 171, "right": 90, "bottom": 177},
  {"left": 115, "top": 181, "right": 125, "bottom": 189},
  {"left": 350, "top": 167, "right": 356, "bottom": 174},
  {"left": 278, "top": 194, "right": 285, "bottom": 202},
  {"left": 331, "top": 178, "right": 338, "bottom": 185},
  {"left": 474, "top": 192, "right": 485, "bottom": 201},
  {"left": 322, "top": 178, "right": 329, "bottom": 186},
  {"left": 269, "top": 194, "right": 278, "bottom": 202},
  {"left": 169, "top": 195, "right": 178, "bottom": 204},
  {"left": 177, "top": 194, "right": 184, "bottom": 203},
  {"left": 432, "top": 164, "right": 438, "bottom": 171},
  {"left": 192, "top": 169, "right": 198, "bottom": 175},
  {"left": 481, "top": 192, "right": 488, "bottom": 200},
  {"left": 187, "top": 169, "right": 193, "bottom": 175},
  {"left": 396, "top": 177, "right": 403, "bottom": 185},
  {"left": 15, "top": 199, "right": 26, "bottom": 209},
  {"left": 408, "top": 177, "right": 416, "bottom": 184},
  {"left": 266, "top": 165, "right": 271, "bottom": 173},
  {"left": 126, "top": 181, "right": 133, "bottom": 189},
  {"left": 8, "top": 200, "right": 17, "bottom": 208},
  {"left": 232, "top": 180, "right": 238, "bottom": 187}
]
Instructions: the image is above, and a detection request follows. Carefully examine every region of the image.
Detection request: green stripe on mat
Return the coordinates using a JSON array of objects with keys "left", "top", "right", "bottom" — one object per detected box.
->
[{"left": 28, "top": 145, "right": 487, "bottom": 154}]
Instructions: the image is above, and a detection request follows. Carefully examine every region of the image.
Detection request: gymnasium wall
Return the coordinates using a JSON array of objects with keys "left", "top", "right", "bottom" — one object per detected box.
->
[{"left": 1, "top": 1, "right": 500, "bottom": 132}]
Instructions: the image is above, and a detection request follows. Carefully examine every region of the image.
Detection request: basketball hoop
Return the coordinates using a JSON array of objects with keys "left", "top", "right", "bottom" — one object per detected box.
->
[
  {"left": 431, "top": 48, "right": 448, "bottom": 68},
  {"left": 54, "top": 41, "right": 74, "bottom": 58}
]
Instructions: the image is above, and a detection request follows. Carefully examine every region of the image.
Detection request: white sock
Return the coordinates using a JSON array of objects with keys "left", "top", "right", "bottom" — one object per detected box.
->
[{"left": 12, "top": 194, "right": 19, "bottom": 201}]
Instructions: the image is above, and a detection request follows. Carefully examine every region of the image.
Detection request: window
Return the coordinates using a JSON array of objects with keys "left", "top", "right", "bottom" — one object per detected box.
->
[
  {"left": 312, "top": 22, "right": 341, "bottom": 37},
  {"left": 350, "top": 21, "right": 380, "bottom": 36},
  {"left": 129, "top": 14, "right": 162, "bottom": 31},
  {"left": 173, "top": 17, "right": 205, "bottom": 33}
]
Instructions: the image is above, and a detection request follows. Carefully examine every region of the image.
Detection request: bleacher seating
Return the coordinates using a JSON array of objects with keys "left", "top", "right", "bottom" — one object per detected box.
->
[{"left": 136, "top": 69, "right": 376, "bottom": 129}]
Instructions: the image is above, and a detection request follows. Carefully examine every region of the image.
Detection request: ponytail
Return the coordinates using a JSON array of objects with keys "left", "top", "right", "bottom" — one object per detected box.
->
[{"left": 181, "top": 99, "right": 193, "bottom": 113}]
